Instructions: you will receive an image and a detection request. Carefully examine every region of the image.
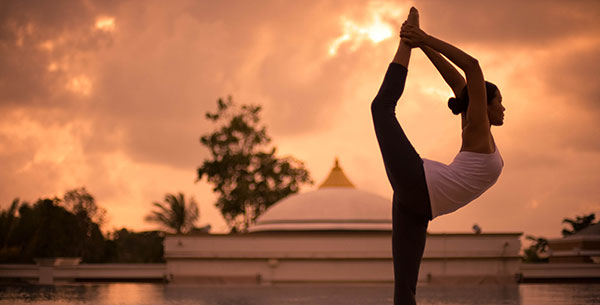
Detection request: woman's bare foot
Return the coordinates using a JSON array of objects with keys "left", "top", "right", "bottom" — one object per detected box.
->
[
  {"left": 400, "top": 7, "right": 419, "bottom": 48},
  {"left": 407, "top": 7, "right": 419, "bottom": 28}
]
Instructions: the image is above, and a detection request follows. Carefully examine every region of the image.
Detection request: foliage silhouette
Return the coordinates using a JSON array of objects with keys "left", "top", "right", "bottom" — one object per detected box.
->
[
  {"left": 523, "top": 235, "right": 549, "bottom": 263},
  {"left": 145, "top": 192, "right": 199, "bottom": 234},
  {"left": 64, "top": 187, "right": 106, "bottom": 226},
  {"left": 562, "top": 213, "right": 595, "bottom": 237},
  {"left": 0, "top": 198, "right": 19, "bottom": 250},
  {"left": 104, "top": 228, "right": 164, "bottom": 263},
  {"left": 197, "top": 97, "right": 312, "bottom": 232},
  {"left": 0, "top": 188, "right": 163, "bottom": 263},
  {"left": 4, "top": 197, "right": 103, "bottom": 262}
]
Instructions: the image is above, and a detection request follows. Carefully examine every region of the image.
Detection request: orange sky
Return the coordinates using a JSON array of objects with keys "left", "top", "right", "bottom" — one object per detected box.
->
[{"left": 1, "top": 0, "right": 599, "bottom": 239}]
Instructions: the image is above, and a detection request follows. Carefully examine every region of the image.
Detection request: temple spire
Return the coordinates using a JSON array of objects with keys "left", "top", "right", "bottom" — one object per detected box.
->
[{"left": 319, "top": 158, "right": 355, "bottom": 189}]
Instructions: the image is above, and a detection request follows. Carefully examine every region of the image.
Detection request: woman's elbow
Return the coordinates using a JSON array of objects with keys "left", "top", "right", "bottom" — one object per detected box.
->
[
  {"left": 371, "top": 99, "right": 381, "bottom": 113},
  {"left": 465, "top": 57, "right": 481, "bottom": 72}
]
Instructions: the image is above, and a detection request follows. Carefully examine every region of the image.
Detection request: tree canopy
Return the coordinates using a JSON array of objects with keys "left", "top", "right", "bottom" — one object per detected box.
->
[
  {"left": 562, "top": 213, "right": 596, "bottom": 237},
  {"left": 0, "top": 188, "right": 164, "bottom": 263},
  {"left": 197, "top": 97, "right": 312, "bottom": 232},
  {"left": 145, "top": 192, "right": 199, "bottom": 234},
  {"left": 0, "top": 192, "right": 105, "bottom": 263}
]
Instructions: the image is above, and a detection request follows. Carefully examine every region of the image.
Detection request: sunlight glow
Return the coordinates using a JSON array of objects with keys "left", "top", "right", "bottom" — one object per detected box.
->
[
  {"left": 66, "top": 75, "right": 92, "bottom": 96},
  {"left": 366, "top": 17, "right": 393, "bottom": 43},
  {"left": 1, "top": 117, "right": 92, "bottom": 174},
  {"left": 47, "top": 62, "right": 58, "bottom": 72},
  {"left": 328, "top": 2, "right": 407, "bottom": 56},
  {"left": 96, "top": 16, "right": 116, "bottom": 32},
  {"left": 422, "top": 86, "right": 450, "bottom": 100},
  {"left": 39, "top": 40, "right": 55, "bottom": 51}
]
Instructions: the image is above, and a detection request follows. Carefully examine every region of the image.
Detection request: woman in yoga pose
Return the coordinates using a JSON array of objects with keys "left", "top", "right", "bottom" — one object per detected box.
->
[{"left": 371, "top": 7, "right": 504, "bottom": 305}]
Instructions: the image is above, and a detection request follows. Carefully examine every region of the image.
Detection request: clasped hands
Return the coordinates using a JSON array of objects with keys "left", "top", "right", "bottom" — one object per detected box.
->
[{"left": 400, "top": 21, "right": 429, "bottom": 48}]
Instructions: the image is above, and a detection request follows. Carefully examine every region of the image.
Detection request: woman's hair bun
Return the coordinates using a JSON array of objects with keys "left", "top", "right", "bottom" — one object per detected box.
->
[
  {"left": 447, "top": 97, "right": 466, "bottom": 115},
  {"left": 447, "top": 81, "right": 499, "bottom": 115}
]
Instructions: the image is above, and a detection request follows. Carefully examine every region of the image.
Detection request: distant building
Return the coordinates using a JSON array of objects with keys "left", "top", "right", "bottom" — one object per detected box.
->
[
  {"left": 548, "top": 223, "right": 600, "bottom": 264},
  {"left": 165, "top": 159, "right": 522, "bottom": 284},
  {"left": 519, "top": 223, "right": 600, "bottom": 282}
]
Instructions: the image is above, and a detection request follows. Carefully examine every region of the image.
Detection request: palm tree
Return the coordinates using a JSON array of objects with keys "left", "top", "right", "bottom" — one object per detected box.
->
[
  {"left": 1, "top": 198, "right": 20, "bottom": 249},
  {"left": 145, "top": 193, "right": 199, "bottom": 234},
  {"left": 562, "top": 213, "right": 596, "bottom": 237},
  {"left": 523, "top": 235, "right": 549, "bottom": 263}
]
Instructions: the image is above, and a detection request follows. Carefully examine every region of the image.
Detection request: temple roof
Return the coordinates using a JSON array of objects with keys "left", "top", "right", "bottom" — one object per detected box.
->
[{"left": 319, "top": 158, "right": 355, "bottom": 189}]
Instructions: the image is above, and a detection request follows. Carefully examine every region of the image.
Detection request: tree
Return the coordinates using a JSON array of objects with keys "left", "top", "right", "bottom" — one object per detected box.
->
[
  {"left": 523, "top": 235, "right": 549, "bottom": 263},
  {"left": 197, "top": 97, "right": 312, "bottom": 232},
  {"left": 0, "top": 189, "right": 108, "bottom": 263},
  {"left": 63, "top": 187, "right": 107, "bottom": 262},
  {"left": 0, "top": 198, "right": 20, "bottom": 249},
  {"left": 64, "top": 187, "right": 106, "bottom": 226},
  {"left": 10, "top": 198, "right": 84, "bottom": 261},
  {"left": 145, "top": 193, "right": 199, "bottom": 234},
  {"left": 562, "top": 213, "right": 596, "bottom": 237},
  {"left": 104, "top": 228, "right": 165, "bottom": 263},
  {"left": 0, "top": 198, "right": 21, "bottom": 259}
]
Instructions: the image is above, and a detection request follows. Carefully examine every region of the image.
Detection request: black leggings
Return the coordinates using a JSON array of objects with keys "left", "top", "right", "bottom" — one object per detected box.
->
[{"left": 371, "top": 63, "right": 432, "bottom": 305}]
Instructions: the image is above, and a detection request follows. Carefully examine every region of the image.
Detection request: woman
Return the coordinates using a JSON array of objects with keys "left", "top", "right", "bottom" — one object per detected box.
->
[{"left": 371, "top": 7, "right": 505, "bottom": 305}]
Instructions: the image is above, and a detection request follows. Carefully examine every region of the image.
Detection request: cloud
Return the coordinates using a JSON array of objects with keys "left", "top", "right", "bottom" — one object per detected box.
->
[
  {"left": 503, "top": 40, "right": 600, "bottom": 153},
  {"left": 414, "top": 0, "right": 600, "bottom": 46},
  {"left": 540, "top": 44, "right": 600, "bottom": 112},
  {"left": 0, "top": 0, "right": 117, "bottom": 106}
]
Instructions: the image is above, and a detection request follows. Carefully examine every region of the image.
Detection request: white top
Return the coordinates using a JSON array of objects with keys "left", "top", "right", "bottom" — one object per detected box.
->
[{"left": 423, "top": 147, "right": 504, "bottom": 219}]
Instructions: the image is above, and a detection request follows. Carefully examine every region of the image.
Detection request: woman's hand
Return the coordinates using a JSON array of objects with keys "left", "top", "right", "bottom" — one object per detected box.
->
[
  {"left": 400, "top": 24, "right": 429, "bottom": 48},
  {"left": 399, "top": 21, "right": 417, "bottom": 48}
]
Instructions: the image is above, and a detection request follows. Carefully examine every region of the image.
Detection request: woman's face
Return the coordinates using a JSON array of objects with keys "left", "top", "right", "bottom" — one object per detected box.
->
[{"left": 488, "top": 89, "right": 505, "bottom": 126}]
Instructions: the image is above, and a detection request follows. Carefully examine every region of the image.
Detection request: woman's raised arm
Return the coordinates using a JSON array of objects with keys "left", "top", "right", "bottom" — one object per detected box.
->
[
  {"left": 401, "top": 25, "right": 489, "bottom": 129},
  {"left": 421, "top": 46, "right": 466, "bottom": 98}
]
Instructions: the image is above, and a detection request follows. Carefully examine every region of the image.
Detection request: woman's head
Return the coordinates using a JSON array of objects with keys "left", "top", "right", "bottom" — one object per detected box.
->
[{"left": 448, "top": 82, "right": 505, "bottom": 125}]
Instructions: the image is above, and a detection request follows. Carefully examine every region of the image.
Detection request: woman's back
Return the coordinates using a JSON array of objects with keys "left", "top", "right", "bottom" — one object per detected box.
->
[{"left": 423, "top": 147, "right": 504, "bottom": 218}]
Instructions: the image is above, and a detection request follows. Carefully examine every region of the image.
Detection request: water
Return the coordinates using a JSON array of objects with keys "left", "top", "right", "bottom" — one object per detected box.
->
[{"left": 0, "top": 283, "right": 599, "bottom": 305}]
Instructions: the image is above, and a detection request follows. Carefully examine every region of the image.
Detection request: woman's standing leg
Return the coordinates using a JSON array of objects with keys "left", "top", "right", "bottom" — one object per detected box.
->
[
  {"left": 392, "top": 198, "right": 429, "bottom": 305},
  {"left": 371, "top": 62, "right": 431, "bottom": 305}
]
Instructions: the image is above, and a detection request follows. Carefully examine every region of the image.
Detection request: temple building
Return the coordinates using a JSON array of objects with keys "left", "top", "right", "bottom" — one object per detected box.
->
[
  {"left": 250, "top": 158, "right": 391, "bottom": 232},
  {"left": 519, "top": 223, "right": 600, "bottom": 282},
  {"left": 547, "top": 223, "right": 600, "bottom": 264},
  {"left": 164, "top": 159, "right": 522, "bottom": 284}
]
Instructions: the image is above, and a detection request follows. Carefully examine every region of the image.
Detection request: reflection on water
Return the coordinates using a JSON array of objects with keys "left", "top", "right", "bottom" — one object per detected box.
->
[{"left": 0, "top": 283, "right": 599, "bottom": 305}]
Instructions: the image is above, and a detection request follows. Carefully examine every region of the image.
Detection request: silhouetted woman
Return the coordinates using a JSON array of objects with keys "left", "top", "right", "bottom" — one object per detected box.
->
[{"left": 370, "top": 7, "right": 504, "bottom": 305}]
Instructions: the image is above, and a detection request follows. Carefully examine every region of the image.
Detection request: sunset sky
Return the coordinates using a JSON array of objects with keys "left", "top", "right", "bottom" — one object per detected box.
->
[{"left": 1, "top": 0, "right": 599, "bottom": 239}]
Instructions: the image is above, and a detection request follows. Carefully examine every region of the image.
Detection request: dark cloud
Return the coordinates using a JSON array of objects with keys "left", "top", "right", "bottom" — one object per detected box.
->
[
  {"left": 0, "top": 0, "right": 118, "bottom": 107},
  {"left": 181, "top": 0, "right": 364, "bottom": 136},
  {"left": 530, "top": 45, "right": 600, "bottom": 152},
  {"left": 414, "top": 0, "right": 600, "bottom": 46},
  {"left": 541, "top": 47, "right": 600, "bottom": 111},
  {"left": 0, "top": 0, "right": 360, "bottom": 171}
]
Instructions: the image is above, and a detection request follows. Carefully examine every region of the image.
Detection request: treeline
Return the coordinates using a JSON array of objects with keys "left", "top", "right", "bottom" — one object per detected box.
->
[
  {"left": 0, "top": 96, "right": 314, "bottom": 263},
  {"left": 0, "top": 188, "right": 164, "bottom": 264}
]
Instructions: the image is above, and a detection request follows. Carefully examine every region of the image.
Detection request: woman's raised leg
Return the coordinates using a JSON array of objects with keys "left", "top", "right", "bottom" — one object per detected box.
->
[{"left": 370, "top": 7, "right": 431, "bottom": 304}]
